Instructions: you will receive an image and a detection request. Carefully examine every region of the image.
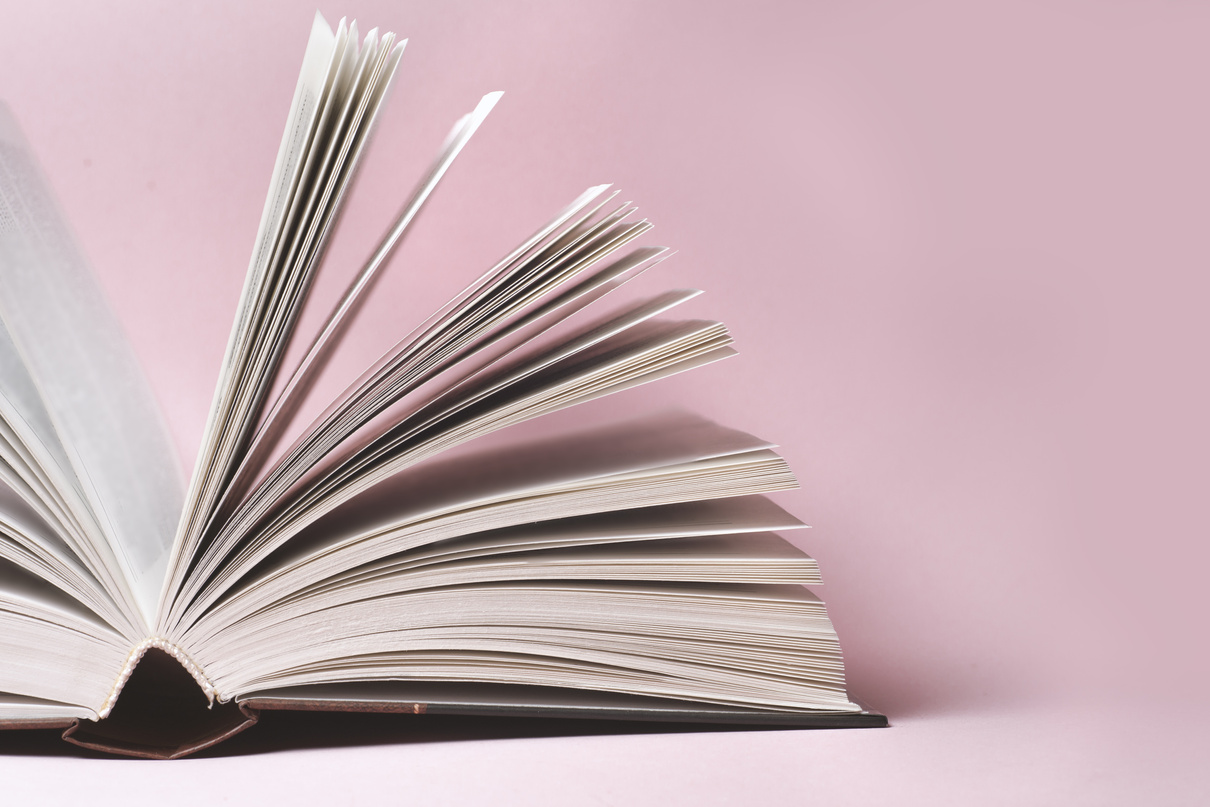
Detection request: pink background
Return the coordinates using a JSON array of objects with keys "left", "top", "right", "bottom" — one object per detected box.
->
[{"left": 1, "top": 0, "right": 1206, "bottom": 803}]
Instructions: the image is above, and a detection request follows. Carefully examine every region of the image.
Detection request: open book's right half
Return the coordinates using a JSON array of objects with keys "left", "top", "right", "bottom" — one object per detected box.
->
[{"left": 0, "top": 13, "right": 885, "bottom": 759}]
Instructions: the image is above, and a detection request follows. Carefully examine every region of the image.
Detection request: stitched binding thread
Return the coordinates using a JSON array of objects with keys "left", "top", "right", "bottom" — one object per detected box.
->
[{"left": 97, "top": 638, "right": 216, "bottom": 719}]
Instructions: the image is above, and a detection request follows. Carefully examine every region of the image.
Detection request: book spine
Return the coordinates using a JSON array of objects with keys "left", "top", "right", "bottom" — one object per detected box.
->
[{"left": 99, "top": 638, "right": 215, "bottom": 719}]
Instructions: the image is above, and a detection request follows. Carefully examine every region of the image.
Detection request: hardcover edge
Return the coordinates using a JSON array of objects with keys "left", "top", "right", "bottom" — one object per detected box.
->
[
  {"left": 238, "top": 694, "right": 889, "bottom": 729},
  {"left": 2, "top": 695, "right": 884, "bottom": 759}
]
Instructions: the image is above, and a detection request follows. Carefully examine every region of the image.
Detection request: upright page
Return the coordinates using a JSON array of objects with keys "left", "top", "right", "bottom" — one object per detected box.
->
[{"left": 0, "top": 102, "right": 183, "bottom": 625}]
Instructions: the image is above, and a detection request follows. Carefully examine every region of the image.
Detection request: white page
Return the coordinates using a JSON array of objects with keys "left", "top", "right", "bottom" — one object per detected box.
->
[
  {"left": 0, "top": 323, "right": 120, "bottom": 592},
  {"left": 0, "top": 103, "right": 183, "bottom": 626},
  {"left": 0, "top": 692, "right": 94, "bottom": 722},
  {"left": 230, "top": 93, "right": 502, "bottom": 504},
  {"left": 202, "top": 534, "right": 823, "bottom": 645},
  {"left": 0, "top": 477, "right": 132, "bottom": 634},
  {"left": 332, "top": 497, "right": 809, "bottom": 573},
  {"left": 165, "top": 13, "right": 343, "bottom": 611},
  {"left": 198, "top": 582, "right": 854, "bottom": 712},
  {"left": 194, "top": 187, "right": 639, "bottom": 581},
  {"left": 163, "top": 16, "right": 407, "bottom": 629},
  {"left": 178, "top": 417, "right": 797, "bottom": 643}
]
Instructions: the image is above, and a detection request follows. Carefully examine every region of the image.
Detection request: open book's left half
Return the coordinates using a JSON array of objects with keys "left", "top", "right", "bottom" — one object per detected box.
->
[
  {"left": 0, "top": 14, "right": 882, "bottom": 759},
  {"left": 0, "top": 97, "right": 185, "bottom": 710}
]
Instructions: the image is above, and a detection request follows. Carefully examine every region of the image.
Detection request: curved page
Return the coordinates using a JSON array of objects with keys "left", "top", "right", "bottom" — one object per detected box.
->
[{"left": 0, "top": 102, "right": 183, "bottom": 625}]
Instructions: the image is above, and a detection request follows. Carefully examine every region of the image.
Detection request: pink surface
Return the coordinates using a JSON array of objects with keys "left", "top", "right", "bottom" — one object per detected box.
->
[{"left": 0, "top": 0, "right": 1206, "bottom": 803}]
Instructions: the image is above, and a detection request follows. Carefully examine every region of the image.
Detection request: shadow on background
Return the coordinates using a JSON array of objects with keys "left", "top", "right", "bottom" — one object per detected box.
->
[{"left": 840, "top": 642, "right": 1040, "bottom": 721}]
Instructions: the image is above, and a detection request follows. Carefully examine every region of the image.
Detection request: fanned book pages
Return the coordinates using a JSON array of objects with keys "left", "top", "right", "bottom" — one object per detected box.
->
[{"left": 0, "top": 13, "right": 884, "bottom": 759}]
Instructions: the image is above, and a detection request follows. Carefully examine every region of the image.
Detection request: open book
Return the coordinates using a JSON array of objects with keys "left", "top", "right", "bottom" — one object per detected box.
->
[{"left": 0, "top": 13, "right": 884, "bottom": 758}]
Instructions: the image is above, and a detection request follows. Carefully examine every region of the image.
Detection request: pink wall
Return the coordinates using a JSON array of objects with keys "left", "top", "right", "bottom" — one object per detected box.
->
[{"left": 0, "top": 1, "right": 1205, "bottom": 802}]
